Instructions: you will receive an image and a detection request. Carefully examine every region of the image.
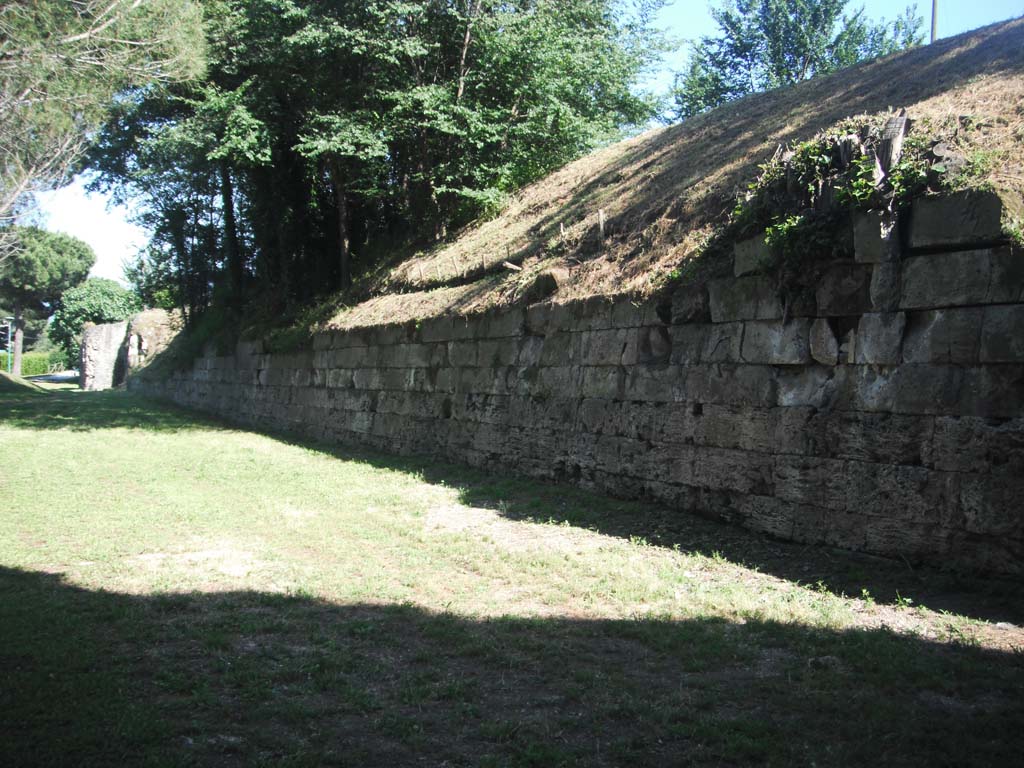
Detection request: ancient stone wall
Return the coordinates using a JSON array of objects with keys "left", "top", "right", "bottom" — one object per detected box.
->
[{"left": 132, "top": 192, "right": 1024, "bottom": 574}]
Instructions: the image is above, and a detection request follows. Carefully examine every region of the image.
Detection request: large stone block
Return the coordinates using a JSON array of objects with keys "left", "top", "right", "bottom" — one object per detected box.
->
[
  {"left": 869, "top": 262, "right": 901, "bottom": 312},
  {"left": 900, "top": 247, "right": 1024, "bottom": 309},
  {"left": 980, "top": 305, "right": 1024, "bottom": 363},
  {"left": 621, "top": 364, "right": 680, "bottom": 403},
  {"left": 907, "top": 190, "right": 1021, "bottom": 251},
  {"left": 670, "top": 284, "right": 710, "bottom": 324},
  {"left": 681, "top": 364, "right": 778, "bottom": 407},
  {"left": 477, "top": 339, "right": 520, "bottom": 368},
  {"left": 958, "top": 474, "right": 1024, "bottom": 537},
  {"left": 669, "top": 324, "right": 707, "bottom": 364},
  {"left": 692, "top": 404, "right": 776, "bottom": 453},
  {"left": 958, "top": 365, "right": 1024, "bottom": 419},
  {"left": 539, "top": 332, "right": 580, "bottom": 366},
  {"left": 815, "top": 263, "right": 871, "bottom": 316},
  {"left": 854, "top": 312, "right": 905, "bottom": 365},
  {"left": 733, "top": 233, "right": 775, "bottom": 277},
  {"left": 902, "top": 308, "right": 982, "bottom": 364},
  {"left": 774, "top": 456, "right": 847, "bottom": 509},
  {"left": 776, "top": 366, "right": 844, "bottom": 409},
  {"left": 692, "top": 447, "right": 773, "bottom": 495},
  {"left": 702, "top": 322, "right": 744, "bottom": 362},
  {"left": 840, "top": 364, "right": 963, "bottom": 415},
  {"left": 707, "top": 275, "right": 783, "bottom": 322},
  {"left": 805, "top": 410, "right": 932, "bottom": 465},
  {"left": 447, "top": 340, "right": 478, "bottom": 367},
  {"left": 581, "top": 368, "right": 618, "bottom": 403},
  {"left": 854, "top": 210, "right": 900, "bottom": 263},
  {"left": 928, "top": 416, "right": 1024, "bottom": 475},
  {"left": 580, "top": 328, "right": 630, "bottom": 366},
  {"left": 740, "top": 319, "right": 812, "bottom": 364},
  {"left": 809, "top": 319, "right": 838, "bottom": 365}
]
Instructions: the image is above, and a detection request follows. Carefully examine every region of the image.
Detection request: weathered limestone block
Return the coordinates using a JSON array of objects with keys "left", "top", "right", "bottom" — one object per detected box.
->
[
  {"left": 516, "top": 335, "right": 544, "bottom": 367},
  {"left": 692, "top": 447, "right": 773, "bottom": 495},
  {"left": 907, "top": 190, "right": 1021, "bottom": 251},
  {"left": 670, "top": 284, "right": 710, "bottom": 324},
  {"left": 841, "top": 365, "right": 963, "bottom": 415},
  {"left": 703, "top": 322, "right": 744, "bottom": 362},
  {"left": 539, "top": 332, "right": 580, "bottom": 366},
  {"left": 902, "top": 308, "right": 982, "bottom": 364},
  {"left": 844, "top": 462, "right": 956, "bottom": 524},
  {"left": 577, "top": 366, "right": 614, "bottom": 399},
  {"left": 816, "top": 263, "right": 871, "bottom": 316},
  {"left": 707, "top": 275, "right": 782, "bottom": 322},
  {"left": 807, "top": 410, "right": 932, "bottom": 465},
  {"left": 958, "top": 366, "right": 1024, "bottom": 419},
  {"left": 483, "top": 307, "right": 525, "bottom": 338},
  {"left": 855, "top": 312, "right": 905, "bottom": 365},
  {"left": 854, "top": 210, "right": 900, "bottom": 263},
  {"left": 900, "top": 247, "right": 1024, "bottom": 309},
  {"left": 979, "top": 305, "right": 1024, "bottom": 363},
  {"left": 691, "top": 404, "right": 776, "bottom": 453},
  {"left": 733, "top": 233, "right": 775, "bottom": 277},
  {"left": 447, "top": 340, "right": 478, "bottom": 368},
  {"left": 621, "top": 364, "right": 679, "bottom": 403},
  {"left": 581, "top": 328, "right": 630, "bottom": 366},
  {"left": 638, "top": 326, "right": 672, "bottom": 364},
  {"left": 776, "top": 366, "right": 843, "bottom": 409},
  {"left": 809, "top": 319, "right": 838, "bottom": 365},
  {"left": 927, "top": 416, "right": 1024, "bottom": 475},
  {"left": 609, "top": 298, "right": 644, "bottom": 329},
  {"left": 774, "top": 456, "right": 848, "bottom": 509},
  {"left": 681, "top": 364, "right": 777, "bottom": 407},
  {"left": 740, "top": 319, "right": 812, "bottom": 364},
  {"left": 869, "top": 262, "right": 901, "bottom": 311},
  {"left": 477, "top": 339, "right": 520, "bottom": 368},
  {"left": 668, "top": 324, "right": 707, "bottom": 364},
  {"left": 525, "top": 303, "right": 551, "bottom": 335},
  {"left": 958, "top": 474, "right": 1024, "bottom": 537}
]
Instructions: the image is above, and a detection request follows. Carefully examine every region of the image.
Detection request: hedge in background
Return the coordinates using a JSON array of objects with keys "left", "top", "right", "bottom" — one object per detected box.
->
[{"left": 0, "top": 351, "right": 51, "bottom": 377}]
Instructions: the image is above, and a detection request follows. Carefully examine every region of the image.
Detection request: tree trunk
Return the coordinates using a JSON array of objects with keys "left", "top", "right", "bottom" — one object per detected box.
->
[
  {"left": 220, "top": 162, "right": 243, "bottom": 305},
  {"left": 456, "top": 0, "right": 481, "bottom": 102},
  {"left": 330, "top": 163, "right": 351, "bottom": 289},
  {"left": 11, "top": 300, "right": 23, "bottom": 377}
]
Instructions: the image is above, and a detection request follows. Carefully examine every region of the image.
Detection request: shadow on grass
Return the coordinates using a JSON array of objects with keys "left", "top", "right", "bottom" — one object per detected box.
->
[
  {"left": 2, "top": 565, "right": 1022, "bottom": 768},
  {"left": 3, "top": 388, "right": 1023, "bottom": 627},
  {"left": 0, "top": 390, "right": 232, "bottom": 434}
]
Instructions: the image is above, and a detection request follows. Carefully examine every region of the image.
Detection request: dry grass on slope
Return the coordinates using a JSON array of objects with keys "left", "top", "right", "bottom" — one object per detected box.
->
[{"left": 326, "top": 18, "right": 1024, "bottom": 331}]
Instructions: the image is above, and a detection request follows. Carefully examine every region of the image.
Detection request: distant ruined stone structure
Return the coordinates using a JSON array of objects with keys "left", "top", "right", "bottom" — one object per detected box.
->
[
  {"left": 80, "top": 309, "right": 180, "bottom": 391},
  {"left": 80, "top": 320, "right": 128, "bottom": 391},
  {"left": 127, "top": 191, "right": 1023, "bottom": 573}
]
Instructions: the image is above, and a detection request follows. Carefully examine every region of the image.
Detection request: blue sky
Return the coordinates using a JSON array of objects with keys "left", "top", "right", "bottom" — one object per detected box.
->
[{"left": 34, "top": 0, "right": 1024, "bottom": 285}]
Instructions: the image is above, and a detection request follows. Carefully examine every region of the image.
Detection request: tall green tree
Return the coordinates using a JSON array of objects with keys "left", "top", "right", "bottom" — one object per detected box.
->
[
  {"left": 0, "top": 227, "right": 94, "bottom": 375},
  {"left": 0, "top": 0, "right": 205, "bottom": 262},
  {"left": 91, "top": 0, "right": 669, "bottom": 314},
  {"left": 672, "top": 0, "right": 924, "bottom": 118}
]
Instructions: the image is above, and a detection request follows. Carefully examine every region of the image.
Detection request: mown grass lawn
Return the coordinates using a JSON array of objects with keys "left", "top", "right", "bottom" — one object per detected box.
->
[{"left": 1, "top": 389, "right": 1022, "bottom": 767}]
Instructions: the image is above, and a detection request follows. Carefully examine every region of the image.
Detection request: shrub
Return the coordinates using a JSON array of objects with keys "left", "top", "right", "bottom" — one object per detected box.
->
[
  {"left": 0, "top": 351, "right": 51, "bottom": 377},
  {"left": 50, "top": 278, "right": 140, "bottom": 364}
]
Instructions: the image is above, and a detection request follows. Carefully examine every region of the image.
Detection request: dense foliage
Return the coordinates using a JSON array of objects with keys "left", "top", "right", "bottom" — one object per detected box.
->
[
  {"left": 672, "top": 0, "right": 924, "bottom": 118},
  {"left": 0, "top": 0, "right": 205, "bottom": 262},
  {"left": 51, "top": 278, "right": 141, "bottom": 367},
  {"left": 91, "top": 0, "right": 668, "bottom": 321}
]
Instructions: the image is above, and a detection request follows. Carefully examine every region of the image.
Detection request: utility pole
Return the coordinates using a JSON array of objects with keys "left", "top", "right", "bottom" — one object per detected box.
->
[{"left": 931, "top": 0, "right": 938, "bottom": 43}]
